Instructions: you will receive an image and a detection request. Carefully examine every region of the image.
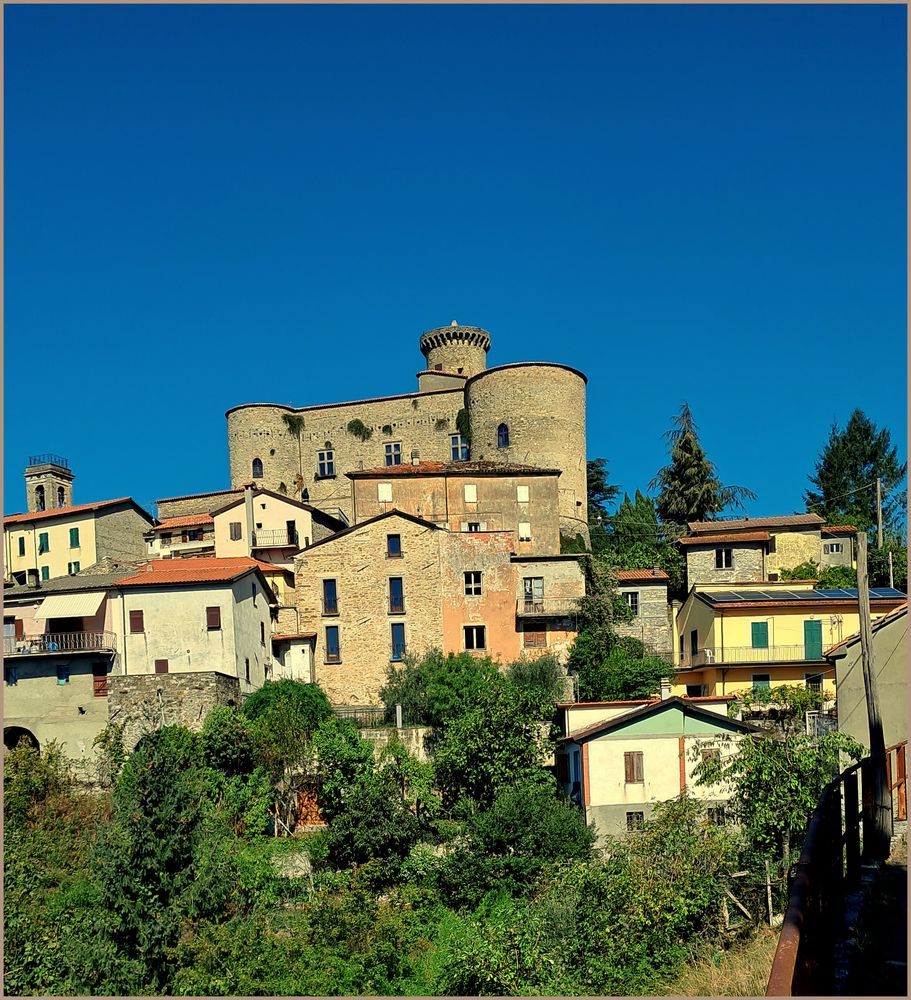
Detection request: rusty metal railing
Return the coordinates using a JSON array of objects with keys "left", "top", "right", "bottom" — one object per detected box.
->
[{"left": 766, "top": 740, "right": 907, "bottom": 996}]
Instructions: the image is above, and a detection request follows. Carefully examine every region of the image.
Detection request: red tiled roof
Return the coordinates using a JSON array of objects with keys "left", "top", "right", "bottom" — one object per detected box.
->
[
  {"left": 5, "top": 497, "right": 147, "bottom": 526},
  {"left": 679, "top": 531, "right": 770, "bottom": 545},
  {"left": 615, "top": 569, "right": 670, "bottom": 582},
  {"left": 688, "top": 513, "right": 823, "bottom": 533},
  {"left": 822, "top": 525, "right": 857, "bottom": 535},
  {"left": 349, "top": 460, "right": 560, "bottom": 477},
  {"left": 152, "top": 514, "right": 214, "bottom": 530},
  {"left": 272, "top": 632, "right": 317, "bottom": 641},
  {"left": 115, "top": 557, "right": 273, "bottom": 587}
]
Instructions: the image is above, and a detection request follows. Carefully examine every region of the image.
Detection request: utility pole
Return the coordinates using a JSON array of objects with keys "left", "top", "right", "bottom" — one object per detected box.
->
[
  {"left": 875, "top": 477, "right": 883, "bottom": 548},
  {"left": 857, "top": 533, "right": 890, "bottom": 859},
  {"left": 888, "top": 550, "right": 894, "bottom": 589}
]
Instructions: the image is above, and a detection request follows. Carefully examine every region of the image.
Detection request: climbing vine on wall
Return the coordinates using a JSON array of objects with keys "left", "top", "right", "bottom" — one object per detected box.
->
[{"left": 346, "top": 419, "right": 373, "bottom": 442}]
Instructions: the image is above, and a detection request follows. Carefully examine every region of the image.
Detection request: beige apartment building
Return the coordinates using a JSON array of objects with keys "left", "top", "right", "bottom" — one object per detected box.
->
[{"left": 225, "top": 322, "right": 590, "bottom": 541}]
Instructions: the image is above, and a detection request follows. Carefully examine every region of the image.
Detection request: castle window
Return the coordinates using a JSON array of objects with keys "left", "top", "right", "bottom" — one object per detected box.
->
[
  {"left": 35, "top": 485, "right": 45, "bottom": 511},
  {"left": 252, "top": 458, "right": 264, "bottom": 479},
  {"left": 516, "top": 485, "right": 529, "bottom": 503},
  {"left": 464, "top": 571, "right": 482, "bottom": 596},
  {"left": 497, "top": 423, "right": 510, "bottom": 448},
  {"left": 385, "top": 442, "right": 403, "bottom": 466},
  {"left": 450, "top": 434, "right": 469, "bottom": 462},
  {"left": 57, "top": 486, "right": 66, "bottom": 507},
  {"left": 317, "top": 451, "right": 335, "bottom": 478}
]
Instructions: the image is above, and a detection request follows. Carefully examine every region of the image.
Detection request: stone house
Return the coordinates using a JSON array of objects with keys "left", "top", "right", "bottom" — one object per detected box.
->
[
  {"left": 680, "top": 514, "right": 858, "bottom": 588},
  {"left": 672, "top": 580, "right": 906, "bottom": 699},
  {"left": 293, "top": 509, "right": 585, "bottom": 706},
  {"left": 827, "top": 601, "right": 907, "bottom": 750},
  {"left": 348, "top": 460, "right": 564, "bottom": 555},
  {"left": 145, "top": 512, "right": 216, "bottom": 559},
  {"left": 225, "top": 322, "right": 589, "bottom": 540},
  {"left": 3, "top": 557, "right": 279, "bottom": 759},
  {"left": 555, "top": 695, "right": 760, "bottom": 841},
  {"left": 613, "top": 569, "right": 674, "bottom": 657}
]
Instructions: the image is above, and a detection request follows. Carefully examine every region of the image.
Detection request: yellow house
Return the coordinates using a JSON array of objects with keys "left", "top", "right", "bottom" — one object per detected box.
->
[
  {"left": 4, "top": 498, "right": 155, "bottom": 584},
  {"left": 672, "top": 581, "right": 907, "bottom": 699}
]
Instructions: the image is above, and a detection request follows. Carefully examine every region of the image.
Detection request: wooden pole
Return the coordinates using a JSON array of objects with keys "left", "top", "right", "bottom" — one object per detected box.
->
[
  {"left": 888, "top": 550, "right": 894, "bottom": 589},
  {"left": 876, "top": 478, "right": 883, "bottom": 548},
  {"left": 765, "top": 858, "right": 774, "bottom": 927},
  {"left": 856, "top": 533, "right": 890, "bottom": 858}
]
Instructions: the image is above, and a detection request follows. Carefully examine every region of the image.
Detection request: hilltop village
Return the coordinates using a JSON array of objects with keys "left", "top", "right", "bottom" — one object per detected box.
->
[{"left": 3, "top": 322, "right": 907, "bottom": 837}]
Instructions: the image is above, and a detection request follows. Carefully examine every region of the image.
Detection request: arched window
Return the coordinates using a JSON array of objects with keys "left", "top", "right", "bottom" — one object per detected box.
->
[
  {"left": 35, "top": 485, "right": 45, "bottom": 511},
  {"left": 57, "top": 486, "right": 65, "bottom": 508},
  {"left": 252, "top": 458, "right": 263, "bottom": 479},
  {"left": 497, "top": 423, "right": 510, "bottom": 448}
]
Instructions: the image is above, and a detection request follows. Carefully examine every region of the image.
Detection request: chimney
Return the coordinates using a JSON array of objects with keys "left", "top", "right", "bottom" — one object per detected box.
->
[
  {"left": 26, "top": 568, "right": 40, "bottom": 589},
  {"left": 411, "top": 448, "right": 421, "bottom": 466},
  {"left": 659, "top": 677, "right": 672, "bottom": 700},
  {"left": 244, "top": 485, "right": 255, "bottom": 557},
  {"left": 652, "top": 562, "right": 660, "bottom": 577}
]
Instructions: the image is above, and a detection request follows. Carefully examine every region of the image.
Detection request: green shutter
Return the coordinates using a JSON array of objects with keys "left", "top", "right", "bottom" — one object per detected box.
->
[
  {"left": 69, "top": 527, "right": 79, "bottom": 548},
  {"left": 751, "top": 622, "right": 769, "bottom": 649},
  {"left": 41, "top": 566, "right": 49, "bottom": 581},
  {"left": 804, "top": 620, "right": 823, "bottom": 660}
]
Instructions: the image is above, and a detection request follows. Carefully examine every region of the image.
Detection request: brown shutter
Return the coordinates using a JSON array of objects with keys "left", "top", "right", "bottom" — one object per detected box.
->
[
  {"left": 634, "top": 752, "right": 644, "bottom": 782},
  {"left": 624, "top": 752, "right": 634, "bottom": 783},
  {"left": 625, "top": 751, "right": 644, "bottom": 783},
  {"left": 154, "top": 659, "right": 168, "bottom": 674},
  {"left": 206, "top": 606, "right": 221, "bottom": 630},
  {"left": 92, "top": 665, "right": 108, "bottom": 697},
  {"left": 14, "top": 618, "right": 24, "bottom": 640},
  {"left": 129, "top": 610, "right": 144, "bottom": 633}
]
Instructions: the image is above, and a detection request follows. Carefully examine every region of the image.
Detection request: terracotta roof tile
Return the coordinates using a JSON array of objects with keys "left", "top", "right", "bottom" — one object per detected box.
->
[
  {"left": 615, "top": 569, "right": 670, "bottom": 582},
  {"left": 272, "top": 632, "right": 317, "bottom": 641},
  {"left": 152, "top": 514, "right": 214, "bottom": 530},
  {"left": 115, "top": 557, "right": 273, "bottom": 588},
  {"left": 5, "top": 497, "right": 148, "bottom": 526},
  {"left": 349, "top": 460, "right": 560, "bottom": 477},
  {"left": 688, "top": 514, "right": 823, "bottom": 532},
  {"left": 679, "top": 531, "right": 770, "bottom": 545},
  {"left": 822, "top": 525, "right": 857, "bottom": 535}
]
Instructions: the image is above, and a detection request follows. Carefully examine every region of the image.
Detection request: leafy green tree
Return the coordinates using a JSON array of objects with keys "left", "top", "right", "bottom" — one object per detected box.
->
[
  {"left": 586, "top": 457, "right": 621, "bottom": 550},
  {"left": 805, "top": 409, "right": 907, "bottom": 533},
  {"left": 281, "top": 412, "right": 307, "bottom": 496},
  {"left": 650, "top": 403, "right": 756, "bottom": 523},
  {"left": 570, "top": 636, "right": 671, "bottom": 701},
  {"left": 311, "top": 717, "right": 376, "bottom": 820},
  {"left": 201, "top": 704, "right": 257, "bottom": 776},
  {"left": 602, "top": 490, "right": 687, "bottom": 592},
  {"left": 431, "top": 682, "right": 553, "bottom": 810},
  {"left": 506, "top": 653, "right": 567, "bottom": 716},
  {"left": 380, "top": 648, "right": 500, "bottom": 728},
  {"left": 694, "top": 729, "right": 864, "bottom": 863},
  {"left": 3, "top": 738, "right": 74, "bottom": 829},
  {"left": 868, "top": 534, "right": 908, "bottom": 589},
  {"left": 243, "top": 680, "right": 332, "bottom": 778},
  {"left": 779, "top": 560, "right": 858, "bottom": 588}
]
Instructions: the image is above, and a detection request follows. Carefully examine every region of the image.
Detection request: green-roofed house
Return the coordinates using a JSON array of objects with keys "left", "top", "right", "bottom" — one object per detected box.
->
[{"left": 555, "top": 695, "right": 763, "bottom": 841}]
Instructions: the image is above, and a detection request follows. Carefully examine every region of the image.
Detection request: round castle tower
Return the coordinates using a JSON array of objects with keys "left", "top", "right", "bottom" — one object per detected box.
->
[{"left": 419, "top": 321, "right": 490, "bottom": 378}]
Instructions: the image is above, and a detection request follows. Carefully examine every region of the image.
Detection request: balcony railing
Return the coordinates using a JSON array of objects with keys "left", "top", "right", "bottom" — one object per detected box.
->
[
  {"left": 678, "top": 644, "right": 826, "bottom": 668},
  {"left": 516, "top": 597, "right": 581, "bottom": 617},
  {"left": 4, "top": 631, "right": 117, "bottom": 655},
  {"left": 28, "top": 453, "right": 70, "bottom": 469},
  {"left": 252, "top": 529, "right": 300, "bottom": 548}
]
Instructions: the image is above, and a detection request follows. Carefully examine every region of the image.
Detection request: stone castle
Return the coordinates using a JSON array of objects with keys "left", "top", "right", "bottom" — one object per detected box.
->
[{"left": 226, "top": 322, "right": 589, "bottom": 540}]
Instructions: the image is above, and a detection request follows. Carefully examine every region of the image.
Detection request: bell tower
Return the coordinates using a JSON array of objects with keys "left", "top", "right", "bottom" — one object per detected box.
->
[{"left": 24, "top": 454, "right": 75, "bottom": 512}]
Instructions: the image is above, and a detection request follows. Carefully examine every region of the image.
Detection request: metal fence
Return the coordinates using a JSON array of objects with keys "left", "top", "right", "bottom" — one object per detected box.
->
[{"left": 4, "top": 631, "right": 118, "bottom": 655}]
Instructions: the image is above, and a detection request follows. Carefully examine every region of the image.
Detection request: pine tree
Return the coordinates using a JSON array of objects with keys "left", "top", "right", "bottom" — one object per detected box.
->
[
  {"left": 804, "top": 409, "right": 907, "bottom": 534},
  {"left": 650, "top": 403, "right": 756, "bottom": 523}
]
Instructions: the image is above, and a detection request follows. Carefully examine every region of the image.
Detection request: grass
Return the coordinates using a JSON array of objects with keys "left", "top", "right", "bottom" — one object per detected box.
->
[{"left": 656, "top": 927, "right": 780, "bottom": 997}]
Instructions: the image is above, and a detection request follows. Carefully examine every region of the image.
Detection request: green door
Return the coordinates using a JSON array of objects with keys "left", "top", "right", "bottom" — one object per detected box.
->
[{"left": 804, "top": 620, "right": 823, "bottom": 660}]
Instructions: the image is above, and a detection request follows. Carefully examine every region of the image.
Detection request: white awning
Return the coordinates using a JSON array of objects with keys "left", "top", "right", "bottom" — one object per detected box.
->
[{"left": 33, "top": 591, "right": 107, "bottom": 619}]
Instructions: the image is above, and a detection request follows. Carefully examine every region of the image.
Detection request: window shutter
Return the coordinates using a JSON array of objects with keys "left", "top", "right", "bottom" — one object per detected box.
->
[
  {"left": 206, "top": 606, "right": 221, "bottom": 630},
  {"left": 751, "top": 622, "right": 769, "bottom": 648},
  {"left": 14, "top": 618, "right": 24, "bottom": 640},
  {"left": 92, "top": 665, "right": 108, "bottom": 697},
  {"left": 154, "top": 659, "right": 169, "bottom": 674},
  {"left": 129, "top": 610, "right": 144, "bottom": 633},
  {"left": 624, "top": 752, "right": 634, "bottom": 783}
]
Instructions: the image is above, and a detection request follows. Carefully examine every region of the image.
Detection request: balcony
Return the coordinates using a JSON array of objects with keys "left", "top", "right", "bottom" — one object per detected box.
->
[
  {"left": 679, "top": 644, "right": 825, "bottom": 668},
  {"left": 252, "top": 528, "right": 300, "bottom": 548},
  {"left": 516, "top": 597, "right": 581, "bottom": 617},
  {"left": 4, "top": 631, "right": 117, "bottom": 656}
]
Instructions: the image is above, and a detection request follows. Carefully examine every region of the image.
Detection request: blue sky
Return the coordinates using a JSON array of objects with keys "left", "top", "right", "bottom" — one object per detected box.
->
[{"left": 5, "top": 4, "right": 906, "bottom": 519}]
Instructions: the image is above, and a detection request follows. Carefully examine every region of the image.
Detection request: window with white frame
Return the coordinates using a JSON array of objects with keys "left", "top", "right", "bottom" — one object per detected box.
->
[
  {"left": 317, "top": 451, "right": 335, "bottom": 477},
  {"left": 518, "top": 521, "right": 532, "bottom": 541},
  {"left": 385, "top": 442, "right": 402, "bottom": 466},
  {"left": 623, "top": 592, "right": 640, "bottom": 616},
  {"left": 823, "top": 542, "right": 843, "bottom": 554},
  {"left": 463, "top": 484, "right": 478, "bottom": 503},
  {"left": 450, "top": 434, "right": 469, "bottom": 462},
  {"left": 464, "top": 624, "right": 486, "bottom": 650},
  {"left": 464, "top": 571, "right": 482, "bottom": 595}
]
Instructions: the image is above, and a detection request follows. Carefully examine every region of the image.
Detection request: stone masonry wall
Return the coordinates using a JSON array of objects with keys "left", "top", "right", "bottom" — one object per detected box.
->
[
  {"left": 295, "top": 516, "right": 446, "bottom": 705},
  {"left": 615, "top": 581, "right": 673, "bottom": 654},
  {"left": 108, "top": 671, "right": 241, "bottom": 751},
  {"left": 465, "top": 364, "right": 588, "bottom": 540},
  {"left": 227, "top": 391, "right": 464, "bottom": 523},
  {"left": 686, "top": 543, "right": 765, "bottom": 586},
  {"left": 157, "top": 489, "right": 241, "bottom": 519},
  {"left": 94, "top": 507, "right": 153, "bottom": 564},
  {"left": 768, "top": 528, "right": 825, "bottom": 576}
]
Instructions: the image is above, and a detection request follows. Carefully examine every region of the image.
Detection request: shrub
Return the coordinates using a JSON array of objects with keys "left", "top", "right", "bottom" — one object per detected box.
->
[
  {"left": 201, "top": 705, "right": 257, "bottom": 776},
  {"left": 346, "top": 418, "right": 373, "bottom": 442},
  {"left": 3, "top": 739, "right": 74, "bottom": 829}
]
